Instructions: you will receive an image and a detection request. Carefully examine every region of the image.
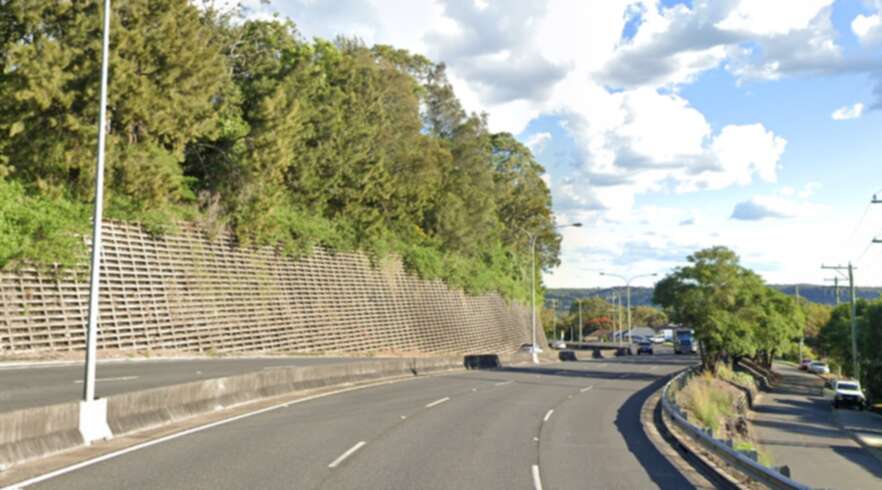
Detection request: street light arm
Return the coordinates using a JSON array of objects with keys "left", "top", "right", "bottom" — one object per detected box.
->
[{"left": 626, "top": 272, "right": 659, "bottom": 286}]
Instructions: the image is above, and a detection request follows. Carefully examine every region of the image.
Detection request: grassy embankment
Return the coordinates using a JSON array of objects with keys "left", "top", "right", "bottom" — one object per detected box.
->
[{"left": 675, "top": 364, "right": 773, "bottom": 466}]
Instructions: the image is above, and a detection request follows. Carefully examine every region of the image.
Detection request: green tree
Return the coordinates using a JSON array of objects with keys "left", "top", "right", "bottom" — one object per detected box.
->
[
  {"left": 0, "top": 0, "right": 231, "bottom": 218},
  {"left": 654, "top": 246, "right": 764, "bottom": 371},
  {"left": 630, "top": 306, "right": 668, "bottom": 328}
]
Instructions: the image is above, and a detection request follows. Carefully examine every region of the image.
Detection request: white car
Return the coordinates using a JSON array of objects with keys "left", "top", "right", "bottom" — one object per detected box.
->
[
  {"left": 833, "top": 380, "right": 866, "bottom": 409},
  {"left": 809, "top": 361, "right": 830, "bottom": 374},
  {"left": 519, "top": 343, "right": 543, "bottom": 354},
  {"left": 650, "top": 335, "right": 665, "bottom": 344},
  {"left": 550, "top": 340, "right": 567, "bottom": 350}
]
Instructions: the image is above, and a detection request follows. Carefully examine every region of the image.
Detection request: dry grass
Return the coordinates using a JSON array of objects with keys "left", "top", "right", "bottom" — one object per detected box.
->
[{"left": 676, "top": 371, "right": 739, "bottom": 436}]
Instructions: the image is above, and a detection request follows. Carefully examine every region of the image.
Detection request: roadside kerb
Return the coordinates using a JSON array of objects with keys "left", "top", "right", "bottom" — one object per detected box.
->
[
  {"left": 661, "top": 368, "right": 810, "bottom": 490},
  {"left": 0, "top": 351, "right": 542, "bottom": 470}
]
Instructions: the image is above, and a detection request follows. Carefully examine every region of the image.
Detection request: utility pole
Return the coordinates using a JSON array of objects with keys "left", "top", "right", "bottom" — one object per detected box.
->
[
  {"left": 796, "top": 284, "right": 803, "bottom": 365},
  {"left": 578, "top": 299, "right": 584, "bottom": 344},
  {"left": 549, "top": 299, "right": 559, "bottom": 340},
  {"left": 822, "top": 264, "right": 859, "bottom": 380},
  {"left": 823, "top": 277, "right": 840, "bottom": 305},
  {"left": 616, "top": 292, "right": 623, "bottom": 346}
]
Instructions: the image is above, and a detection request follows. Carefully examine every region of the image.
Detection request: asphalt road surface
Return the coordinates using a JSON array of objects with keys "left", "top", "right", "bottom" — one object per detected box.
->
[
  {"left": 752, "top": 363, "right": 882, "bottom": 489},
  {"left": 26, "top": 347, "right": 699, "bottom": 490},
  {"left": 0, "top": 356, "right": 384, "bottom": 412}
]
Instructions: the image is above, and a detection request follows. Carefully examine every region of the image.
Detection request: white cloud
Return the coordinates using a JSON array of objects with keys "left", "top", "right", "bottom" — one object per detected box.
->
[
  {"left": 716, "top": 0, "right": 833, "bottom": 36},
  {"left": 730, "top": 189, "right": 827, "bottom": 221},
  {"left": 832, "top": 102, "right": 865, "bottom": 120},
  {"left": 525, "top": 132, "right": 551, "bottom": 153},
  {"left": 853, "top": 11, "right": 882, "bottom": 44}
]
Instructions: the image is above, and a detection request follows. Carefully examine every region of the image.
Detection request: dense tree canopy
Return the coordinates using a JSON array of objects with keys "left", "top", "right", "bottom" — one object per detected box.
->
[
  {"left": 654, "top": 246, "right": 803, "bottom": 372},
  {"left": 0, "top": 2, "right": 560, "bottom": 302},
  {"left": 817, "top": 299, "right": 882, "bottom": 402}
]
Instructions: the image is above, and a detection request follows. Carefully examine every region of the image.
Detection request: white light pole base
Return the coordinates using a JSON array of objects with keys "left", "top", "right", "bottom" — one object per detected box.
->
[
  {"left": 79, "top": 399, "right": 113, "bottom": 445},
  {"left": 531, "top": 352, "right": 540, "bottom": 364}
]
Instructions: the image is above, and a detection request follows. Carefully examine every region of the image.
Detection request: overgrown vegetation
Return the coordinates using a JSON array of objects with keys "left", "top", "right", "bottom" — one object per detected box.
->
[
  {"left": 0, "top": 1, "right": 560, "bottom": 302},
  {"left": 676, "top": 370, "right": 773, "bottom": 467},
  {"left": 817, "top": 299, "right": 882, "bottom": 402},
  {"left": 654, "top": 246, "right": 807, "bottom": 373}
]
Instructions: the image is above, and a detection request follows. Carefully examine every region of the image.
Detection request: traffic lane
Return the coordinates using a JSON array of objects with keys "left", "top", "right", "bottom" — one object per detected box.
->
[
  {"left": 0, "top": 356, "right": 386, "bottom": 412},
  {"left": 30, "top": 371, "right": 524, "bottom": 490},
  {"left": 326, "top": 355, "right": 686, "bottom": 490},
  {"left": 321, "top": 366, "right": 602, "bottom": 490},
  {"left": 28, "top": 356, "right": 686, "bottom": 490},
  {"left": 752, "top": 363, "right": 882, "bottom": 489},
  {"left": 540, "top": 360, "right": 690, "bottom": 490}
]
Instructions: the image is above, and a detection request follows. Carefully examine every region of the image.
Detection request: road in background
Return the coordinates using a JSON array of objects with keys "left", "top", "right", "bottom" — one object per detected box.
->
[
  {"left": 27, "top": 347, "right": 698, "bottom": 490},
  {"left": 752, "top": 363, "right": 882, "bottom": 489},
  {"left": 0, "top": 356, "right": 386, "bottom": 412}
]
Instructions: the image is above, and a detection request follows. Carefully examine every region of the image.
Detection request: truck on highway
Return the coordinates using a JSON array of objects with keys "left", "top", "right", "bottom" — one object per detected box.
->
[{"left": 673, "top": 328, "right": 697, "bottom": 354}]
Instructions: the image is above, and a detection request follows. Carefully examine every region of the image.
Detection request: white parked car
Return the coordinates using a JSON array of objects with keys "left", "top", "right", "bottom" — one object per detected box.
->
[
  {"left": 808, "top": 361, "right": 830, "bottom": 374},
  {"left": 832, "top": 380, "right": 866, "bottom": 409},
  {"left": 550, "top": 340, "right": 567, "bottom": 350},
  {"left": 650, "top": 335, "right": 665, "bottom": 344},
  {"left": 519, "top": 343, "right": 543, "bottom": 354}
]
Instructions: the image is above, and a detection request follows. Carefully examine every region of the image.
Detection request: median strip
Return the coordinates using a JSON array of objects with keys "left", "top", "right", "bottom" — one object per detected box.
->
[
  {"left": 328, "top": 441, "right": 366, "bottom": 468},
  {"left": 425, "top": 397, "right": 450, "bottom": 409}
]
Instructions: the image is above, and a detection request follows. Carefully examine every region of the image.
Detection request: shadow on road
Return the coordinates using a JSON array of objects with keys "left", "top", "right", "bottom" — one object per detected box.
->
[
  {"left": 614, "top": 374, "right": 698, "bottom": 490},
  {"left": 831, "top": 445, "right": 882, "bottom": 479}
]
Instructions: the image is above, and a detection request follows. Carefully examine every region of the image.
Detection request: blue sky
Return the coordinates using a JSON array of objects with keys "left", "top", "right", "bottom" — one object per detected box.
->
[{"left": 242, "top": 0, "right": 882, "bottom": 287}]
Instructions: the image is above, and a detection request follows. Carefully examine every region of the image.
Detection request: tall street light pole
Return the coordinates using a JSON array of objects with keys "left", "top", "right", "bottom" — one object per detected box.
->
[
  {"left": 599, "top": 272, "right": 658, "bottom": 348},
  {"left": 79, "top": 0, "right": 113, "bottom": 445},
  {"left": 525, "top": 222, "right": 582, "bottom": 363}
]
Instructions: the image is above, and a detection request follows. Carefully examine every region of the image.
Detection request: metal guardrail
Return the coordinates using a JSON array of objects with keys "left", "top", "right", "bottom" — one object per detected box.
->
[{"left": 661, "top": 368, "right": 811, "bottom": 490}]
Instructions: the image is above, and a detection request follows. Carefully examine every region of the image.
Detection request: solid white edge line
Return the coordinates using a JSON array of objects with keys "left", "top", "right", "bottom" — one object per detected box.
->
[
  {"left": 425, "top": 397, "right": 450, "bottom": 408},
  {"left": 580, "top": 385, "right": 593, "bottom": 393},
  {"left": 532, "top": 464, "right": 543, "bottom": 490},
  {"left": 543, "top": 409, "right": 554, "bottom": 423},
  {"left": 2, "top": 376, "right": 419, "bottom": 489},
  {"left": 327, "top": 441, "right": 366, "bottom": 468}
]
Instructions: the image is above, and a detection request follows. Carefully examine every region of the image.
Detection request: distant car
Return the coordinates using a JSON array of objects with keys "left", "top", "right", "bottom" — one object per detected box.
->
[
  {"left": 799, "top": 359, "right": 813, "bottom": 371},
  {"left": 636, "top": 341, "right": 653, "bottom": 355},
  {"left": 833, "top": 380, "right": 866, "bottom": 409},
  {"left": 550, "top": 340, "right": 567, "bottom": 350},
  {"left": 808, "top": 361, "right": 830, "bottom": 374},
  {"left": 519, "top": 343, "right": 543, "bottom": 354},
  {"left": 650, "top": 335, "right": 665, "bottom": 344}
]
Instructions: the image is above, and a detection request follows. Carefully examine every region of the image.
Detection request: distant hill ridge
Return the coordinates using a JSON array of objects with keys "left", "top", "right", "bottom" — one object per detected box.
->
[{"left": 546, "top": 285, "right": 882, "bottom": 310}]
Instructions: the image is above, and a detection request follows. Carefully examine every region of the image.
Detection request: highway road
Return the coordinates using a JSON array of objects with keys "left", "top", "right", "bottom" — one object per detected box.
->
[
  {"left": 24, "top": 347, "right": 698, "bottom": 490},
  {"left": 0, "top": 356, "right": 385, "bottom": 412}
]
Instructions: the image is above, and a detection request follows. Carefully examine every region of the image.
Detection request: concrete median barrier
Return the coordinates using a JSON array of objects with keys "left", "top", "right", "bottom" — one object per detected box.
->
[
  {"left": 0, "top": 401, "right": 83, "bottom": 468},
  {"left": 0, "top": 351, "right": 543, "bottom": 469},
  {"left": 592, "top": 347, "right": 620, "bottom": 359},
  {"left": 558, "top": 351, "right": 578, "bottom": 361},
  {"left": 104, "top": 358, "right": 461, "bottom": 435}
]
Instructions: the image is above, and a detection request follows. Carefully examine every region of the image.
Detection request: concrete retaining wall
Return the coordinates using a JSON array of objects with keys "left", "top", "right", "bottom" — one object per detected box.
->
[{"left": 1, "top": 221, "right": 543, "bottom": 355}]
